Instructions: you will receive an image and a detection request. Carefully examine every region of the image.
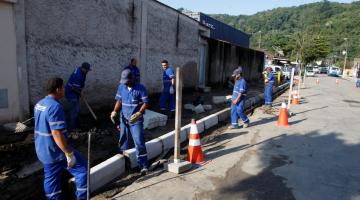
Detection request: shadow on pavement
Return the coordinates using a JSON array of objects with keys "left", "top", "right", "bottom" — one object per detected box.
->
[
  {"left": 294, "top": 106, "right": 328, "bottom": 115},
  {"left": 197, "top": 131, "right": 360, "bottom": 200},
  {"left": 303, "top": 93, "right": 321, "bottom": 98},
  {"left": 203, "top": 131, "right": 248, "bottom": 148},
  {"left": 343, "top": 99, "right": 360, "bottom": 104}
]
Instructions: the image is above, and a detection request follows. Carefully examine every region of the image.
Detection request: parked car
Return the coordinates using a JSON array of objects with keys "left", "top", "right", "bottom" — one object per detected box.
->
[
  {"left": 313, "top": 66, "right": 320, "bottom": 74},
  {"left": 319, "top": 66, "right": 328, "bottom": 74},
  {"left": 305, "top": 67, "right": 315, "bottom": 77},
  {"left": 282, "top": 65, "right": 291, "bottom": 80},
  {"left": 328, "top": 67, "right": 341, "bottom": 77}
]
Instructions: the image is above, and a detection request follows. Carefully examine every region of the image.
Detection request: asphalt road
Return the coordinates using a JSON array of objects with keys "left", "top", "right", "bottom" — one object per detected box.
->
[{"left": 101, "top": 75, "right": 360, "bottom": 200}]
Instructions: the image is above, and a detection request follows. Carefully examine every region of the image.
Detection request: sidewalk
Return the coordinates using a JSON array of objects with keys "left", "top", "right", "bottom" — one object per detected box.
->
[{"left": 94, "top": 76, "right": 360, "bottom": 200}]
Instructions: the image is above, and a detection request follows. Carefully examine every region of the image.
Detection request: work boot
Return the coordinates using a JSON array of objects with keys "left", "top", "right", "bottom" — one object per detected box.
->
[
  {"left": 262, "top": 105, "right": 270, "bottom": 113},
  {"left": 265, "top": 107, "right": 275, "bottom": 114},
  {"left": 228, "top": 125, "right": 239, "bottom": 129},
  {"left": 140, "top": 167, "right": 148, "bottom": 176},
  {"left": 243, "top": 123, "right": 250, "bottom": 128},
  {"left": 259, "top": 105, "right": 267, "bottom": 110}
]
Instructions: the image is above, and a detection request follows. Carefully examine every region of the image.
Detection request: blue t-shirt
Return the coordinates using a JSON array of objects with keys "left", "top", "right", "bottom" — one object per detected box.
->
[
  {"left": 267, "top": 72, "right": 275, "bottom": 86},
  {"left": 232, "top": 78, "right": 247, "bottom": 103},
  {"left": 65, "top": 67, "right": 86, "bottom": 99},
  {"left": 34, "top": 96, "right": 67, "bottom": 164},
  {"left": 124, "top": 65, "right": 140, "bottom": 83},
  {"left": 115, "top": 83, "right": 149, "bottom": 122},
  {"left": 162, "top": 67, "right": 175, "bottom": 91}
]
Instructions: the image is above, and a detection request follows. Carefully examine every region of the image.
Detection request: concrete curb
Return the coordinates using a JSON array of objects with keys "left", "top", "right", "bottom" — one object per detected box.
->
[
  {"left": 125, "top": 82, "right": 290, "bottom": 168},
  {"left": 69, "top": 154, "right": 125, "bottom": 193},
  {"left": 86, "top": 82, "right": 290, "bottom": 192}
]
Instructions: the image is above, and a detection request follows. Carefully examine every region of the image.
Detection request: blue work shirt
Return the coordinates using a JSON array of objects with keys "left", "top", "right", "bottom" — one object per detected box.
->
[
  {"left": 124, "top": 65, "right": 140, "bottom": 83},
  {"left": 34, "top": 96, "right": 68, "bottom": 164},
  {"left": 266, "top": 72, "right": 275, "bottom": 86},
  {"left": 232, "top": 78, "right": 247, "bottom": 103},
  {"left": 115, "top": 83, "right": 149, "bottom": 122},
  {"left": 163, "top": 67, "right": 175, "bottom": 91},
  {"left": 65, "top": 67, "right": 86, "bottom": 99}
]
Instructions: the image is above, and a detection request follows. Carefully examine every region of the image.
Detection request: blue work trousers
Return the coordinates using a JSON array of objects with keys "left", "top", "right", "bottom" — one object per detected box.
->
[
  {"left": 67, "top": 98, "right": 80, "bottom": 130},
  {"left": 264, "top": 84, "right": 273, "bottom": 106},
  {"left": 231, "top": 97, "right": 249, "bottom": 128},
  {"left": 119, "top": 116, "right": 148, "bottom": 169},
  {"left": 42, "top": 151, "right": 87, "bottom": 200},
  {"left": 160, "top": 91, "right": 175, "bottom": 111}
]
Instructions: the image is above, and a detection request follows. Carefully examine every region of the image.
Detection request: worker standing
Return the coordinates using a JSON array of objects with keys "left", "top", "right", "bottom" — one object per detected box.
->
[
  {"left": 229, "top": 67, "right": 250, "bottom": 129},
  {"left": 34, "top": 77, "right": 87, "bottom": 200},
  {"left": 110, "top": 69, "right": 149, "bottom": 175},
  {"left": 264, "top": 66, "right": 275, "bottom": 112},
  {"left": 159, "top": 60, "right": 176, "bottom": 117},
  {"left": 65, "top": 62, "right": 91, "bottom": 131},
  {"left": 124, "top": 58, "right": 140, "bottom": 83}
]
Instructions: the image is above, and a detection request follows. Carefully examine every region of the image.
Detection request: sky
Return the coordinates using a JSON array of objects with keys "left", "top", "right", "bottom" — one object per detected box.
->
[{"left": 158, "top": 0, "right": 356, "bottom": 15}]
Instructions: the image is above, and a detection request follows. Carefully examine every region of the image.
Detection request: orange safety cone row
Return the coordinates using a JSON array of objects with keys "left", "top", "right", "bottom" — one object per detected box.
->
[
  {"left": 277, "top": 102, "right": 289, "bottom": 127},
  {"left": 187, "top": 119, "right": 204, "bottom": 164},
  {"left": 292, "top": 94, "right": 299, "bottom": 105}
]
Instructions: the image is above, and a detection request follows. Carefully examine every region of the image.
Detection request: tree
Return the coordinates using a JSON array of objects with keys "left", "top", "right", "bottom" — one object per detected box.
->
[{"left": 303, "top": 35, "right": 331, "bottom": 64}]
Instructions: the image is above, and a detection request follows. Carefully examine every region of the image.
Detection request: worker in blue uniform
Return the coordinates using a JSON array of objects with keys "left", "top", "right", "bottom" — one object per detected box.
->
[
  {"left": 124, "top": 58, "right": 140, "bottom": 83},
  {"left": 230, "top": 67, "right": 250, "bottom": 129},
  {"left": 34, "top": 77, "right": 87, "bottom": 200},
  {"left": 65, "top": 62, "right": 91, "bottom": 131},
  {"left": 159, "top": 60, "right": 176, "bottom": 117},
  {"left": 110, "top": 69, "right": 149, "bottom": 175},
  {"left": 264, "top": 66, "right": 275, "bottom": 112}
]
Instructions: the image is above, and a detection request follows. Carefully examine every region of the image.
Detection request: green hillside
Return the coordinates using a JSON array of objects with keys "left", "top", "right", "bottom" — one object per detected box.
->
[{"left": 211, "top": 0, "right": 360, "bottom": 66}]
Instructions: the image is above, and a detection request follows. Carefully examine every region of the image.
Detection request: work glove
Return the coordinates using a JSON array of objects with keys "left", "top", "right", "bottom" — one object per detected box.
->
[
  {"left": 130, "top": 112, "right": 142, "bottom": 123},
  {"left": 169, "top": 85, "right": 175, "bottom": 94},
  {"left": 65, "top": 151, "right": 77, "bottom": 168},
  {"left": 110, "top": 111, "right": 117, "bottom": 124}
]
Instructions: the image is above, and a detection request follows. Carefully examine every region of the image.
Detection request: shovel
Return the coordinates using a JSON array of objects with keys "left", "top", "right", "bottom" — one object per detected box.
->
[{"left": 82, "top": 96, "right": 97, "bottom": 121}]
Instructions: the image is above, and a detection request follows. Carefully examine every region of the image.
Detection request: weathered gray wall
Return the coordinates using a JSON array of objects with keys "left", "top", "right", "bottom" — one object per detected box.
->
[
  {"left": 207, "top": 39, "right": 264, "bottom": 85},
  {"left": 141, "top": 1, "right": 199, "bottom": 91},
  {"left": 25, "top": 0, "right": 200, "bottom": 107}
]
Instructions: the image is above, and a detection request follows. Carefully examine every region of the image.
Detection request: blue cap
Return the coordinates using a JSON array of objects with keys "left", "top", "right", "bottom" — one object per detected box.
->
[
  {"left": 120, "top": 69, "right": 134, "bottom": 84},
  {"left": 81, "top": 62, "right": 91, "bottom": 71},
  {"left": 232, "top": 66, "right": 243, "bottom": 76}
]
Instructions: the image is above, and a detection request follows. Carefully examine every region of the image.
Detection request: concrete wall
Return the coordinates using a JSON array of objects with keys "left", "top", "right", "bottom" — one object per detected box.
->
[
  {"left": 24, "top": 0, "right": 201, "bottom": 107},
  {"left": 207, "top": 39, "right": 264, "bottom": 85},
  {"left": 0, "top": 1, "right": 21, "bottom": 122}
]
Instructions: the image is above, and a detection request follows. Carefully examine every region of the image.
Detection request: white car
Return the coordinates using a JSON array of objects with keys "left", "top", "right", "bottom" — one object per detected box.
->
[
  {"left": 313, "top": 67, "right": 320, "bottom": 74},
  {"left": 305, "top": 67, "right": 315, "bottom": 77}
]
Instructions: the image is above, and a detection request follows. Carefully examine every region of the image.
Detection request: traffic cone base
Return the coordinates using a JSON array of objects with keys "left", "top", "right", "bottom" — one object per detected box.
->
[
  {"left": 277, "top": 102, "right": 289, "bottom": 127},
  {"left": 292, "top": 95, "right": 299, "bottom": 105},
  {"left": 187, "top": 119, "right": 204, "bottom": 164}
]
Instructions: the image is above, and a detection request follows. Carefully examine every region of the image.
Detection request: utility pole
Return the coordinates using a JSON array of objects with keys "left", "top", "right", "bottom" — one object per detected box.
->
[
  {"left": 258, "top": 31, "right": 262, "bottom": 49},
  {"left": 342, "top": 38, "right": 348, "bottom": 78},
  {"left": 167, "top": 67, "right": 191, "bottom": 174}
]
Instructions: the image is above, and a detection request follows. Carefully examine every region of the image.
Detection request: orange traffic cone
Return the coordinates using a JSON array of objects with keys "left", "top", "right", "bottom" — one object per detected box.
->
[
  {"left": 316, "top": 79, "right": 320, "bottom": 85},
  {"left": 187, "top": 119, "right": 204, "bottom": 164},
  {"left": 292, "top": 95, "right": 299, "bottom": 105},
  {"left": 336, "top": 79, "right": 339, "bottom": 85},
  {"left": 277, "top": 102, "right": 289, "bottom": 127}
]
